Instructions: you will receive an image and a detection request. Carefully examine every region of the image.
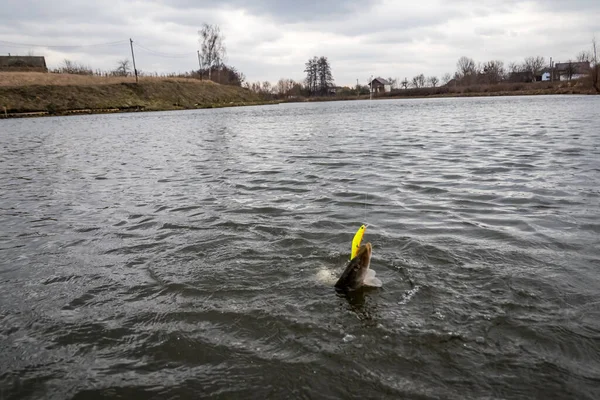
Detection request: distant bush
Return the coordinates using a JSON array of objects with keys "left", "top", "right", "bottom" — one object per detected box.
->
[
  {"left": 46, "top": 102, "right": 58, "bottom": 114},
  {"left": 51, "top": 59, "right": 93, "bottom": 75}
]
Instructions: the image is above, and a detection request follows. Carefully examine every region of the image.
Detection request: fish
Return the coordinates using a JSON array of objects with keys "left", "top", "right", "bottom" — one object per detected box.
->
[{"left": 334, "top": 242, "right": 382, "bottom": 291}]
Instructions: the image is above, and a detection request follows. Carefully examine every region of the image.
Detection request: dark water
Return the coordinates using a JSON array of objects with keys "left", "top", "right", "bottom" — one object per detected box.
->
[{"left": 1, "top": 95, "right": 600, "bottom": 399}]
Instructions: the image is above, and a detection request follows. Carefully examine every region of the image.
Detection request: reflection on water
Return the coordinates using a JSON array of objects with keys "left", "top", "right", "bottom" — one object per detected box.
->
[{"left": 1, "top": 95, "right": 600, "bottom": 399}]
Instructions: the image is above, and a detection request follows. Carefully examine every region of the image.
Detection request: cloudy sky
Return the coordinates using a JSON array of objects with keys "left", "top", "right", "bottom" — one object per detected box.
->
[{"left": 1, "top": 0, "right": 598, "bottom": 86}]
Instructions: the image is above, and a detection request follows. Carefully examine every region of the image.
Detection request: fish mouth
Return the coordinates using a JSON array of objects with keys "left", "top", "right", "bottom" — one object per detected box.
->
[
  {"left": 363, "top": 242, "right": 372, "bottom": 260},
  {"left": 334, "top": 242, "right": 373, "bottom": 291},
  {"left": 355, "top": 242, "right": 372, "bottom": 267}
]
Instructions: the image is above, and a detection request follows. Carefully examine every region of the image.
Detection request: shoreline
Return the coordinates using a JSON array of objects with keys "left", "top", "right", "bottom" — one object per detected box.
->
[
  {"left": 0, "top": 101, "right": 281, "bottom": 119},
  {"left": 1, "top": 74, "right": 597, "bottom": 119},
  {"left": 0, "top": 75, "right": 271, "bottom": 120},
  {"left": 1, "top": 90, "right": 595, "bottom": 120}
]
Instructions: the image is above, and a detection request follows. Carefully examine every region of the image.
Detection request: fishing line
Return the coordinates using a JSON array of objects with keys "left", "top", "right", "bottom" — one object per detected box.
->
[
  {"left": 364, "top": 192, "right": 368, "bottom": 225},
  {"left": 0, "top": 39, "right": 128, "bottom": 49}
]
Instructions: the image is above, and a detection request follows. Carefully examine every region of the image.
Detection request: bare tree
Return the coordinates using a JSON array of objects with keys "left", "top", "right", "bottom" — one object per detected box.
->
[
  {"left": 563, "top": 60, "right": 577, "bottom": 81},
  {"left": 62, "top": 59, "right": 75, "bottom": 73},
  {"left": 523, "top": 56, "right": 545, "bottom": 81},
  {"left": 412, "top": 74, "right": 425, "bottom": 88},
  {"left": 386, "top": 77, "right": 398, "bottom": 90},
  {"left": 441, "top": 73, "right": 452, "bottom": 85},
  {"left": 198, "top": 23, "right": 226, "bottom": 81},
  {"left": 304, "top": 57, "right": 318, "bottom": 95},
  {"left": 59, "top": 59, "right": 93, "bottom": 75},
  {"left": 481, "top": 60, "right": 505, "bottom": 84},
  {"left": 304, "top": 56, "right": 334, "bottom": 96},
  {"left": 317, "top": 56, "right": 334, "bottom": 95},
  {"left": 456, "top": 56, "right": 476, "bottom": 78},
  {"left": 576, "top": 50, "right": 592, "bottom": 63},
  {"left": 113, "top": 59, "right": 131, "bottom": 76},
  {"left": 427, "top": 76, "right": 439, "bottom": 87},
  {"left": 261, "top": 81, "right": 272, "bottom": 94},
  {"left": 507, "top": 62, "right": 521, "bottom": 73},
  {"left": 276, "top": 78, "right": 286, "bottom": 95}
]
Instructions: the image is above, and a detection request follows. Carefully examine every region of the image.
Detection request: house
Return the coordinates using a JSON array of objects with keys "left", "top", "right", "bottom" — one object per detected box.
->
[
  {"left": 368, "top": 77, "right": 391, "bottom": 94},
  {"left": 0, "top": 55, "right": 48, "bottom": 72},
  {"left": 539, "top": 67, "right": 561, "bottom": 82},
  {"left": 554, "top": 61, "right": 591, "bottom": 81},
  {"left": 443, "top": 78, "right": 457, "bottom": 87}
]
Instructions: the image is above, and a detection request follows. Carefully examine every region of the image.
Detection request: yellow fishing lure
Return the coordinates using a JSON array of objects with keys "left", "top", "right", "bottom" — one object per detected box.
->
[{"left": 350, "top": 224, "right": 367, "bottom": 259}]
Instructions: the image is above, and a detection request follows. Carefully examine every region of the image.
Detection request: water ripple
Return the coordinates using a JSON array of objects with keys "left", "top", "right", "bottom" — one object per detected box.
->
[{"left": 1, "top": 96, "right": 599, "bottom": 399}]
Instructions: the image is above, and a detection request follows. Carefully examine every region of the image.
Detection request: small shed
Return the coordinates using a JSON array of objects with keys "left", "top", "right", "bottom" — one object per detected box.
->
[
  {"left": 0, "top": 56, "right": 48, "bottom": 72},
  {"left": 368, "top": 77, "right": 391, "bottom": 94}
]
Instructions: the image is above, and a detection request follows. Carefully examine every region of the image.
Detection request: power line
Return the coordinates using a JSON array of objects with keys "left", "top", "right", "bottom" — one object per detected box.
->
[
  {"left": 0, "top": 39, "right": 128, "bottom": 49},
  {"left": 0, "top": 39, "right": 194, "bottom": 59},
  {"left": 134, "top": 42, "right": 193, "bottom": 59}
]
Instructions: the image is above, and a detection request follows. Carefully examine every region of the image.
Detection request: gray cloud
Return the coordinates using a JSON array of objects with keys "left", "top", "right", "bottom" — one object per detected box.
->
[
  {"left": 159, "top": 0, "right": 380, "bottom": 22},
  {"left": 0, "top": 0, "right": 598, "bottom": 86}
]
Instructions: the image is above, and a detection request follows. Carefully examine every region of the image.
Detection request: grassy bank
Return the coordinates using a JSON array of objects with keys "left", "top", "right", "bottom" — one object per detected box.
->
[
  {"left": 1, "top": 72, "right": 597, "bottom": 118},
  {"left": 0, "top": 72, "right": 272, "bottom": 118}
]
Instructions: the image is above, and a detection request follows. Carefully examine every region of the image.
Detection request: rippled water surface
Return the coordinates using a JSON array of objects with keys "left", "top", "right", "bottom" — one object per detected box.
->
[{"left": 1, "top": 96, "right": 600, "bottom": 399}]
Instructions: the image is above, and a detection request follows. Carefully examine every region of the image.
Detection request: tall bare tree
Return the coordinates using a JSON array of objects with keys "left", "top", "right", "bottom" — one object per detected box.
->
[
  {"left": 304, "top": 56, "right": 334, "bottom": 96},
  {"left": 198, "top": 23, "right": 226, "bottom": 81},
  {"left": 317, "top": 56, "right": 334, "bottom": 95},
  {"left": 457, "top": 56, "right": 476, "bottom": 78},
  {"left": 261, "top": 81, "right": 272, "bottom": 94},
  {"left": 427, "top": 76, "right": 439, "bottom": 87},
  {"left": 563, "top": 60, "right": 577, "bottom": 81},
  {"left": 523, "top": 56, "right": 545, "bottom": 81},
  {"left": 304, "top": 57, "right": 318, "bottom": 95},
  {"left": 276, "top": 78, "right": 292, "bottom": 96},
  {"left": 481, "top": 60, "right": 505, "bottom": 84},
  {"left": 412, "top": 74, "right": 425, "bottom": 88}
]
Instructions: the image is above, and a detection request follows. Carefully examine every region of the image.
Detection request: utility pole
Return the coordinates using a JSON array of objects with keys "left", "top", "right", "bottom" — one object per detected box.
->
[
  {"left": 369, "top": 75, "right": 373, "bottom": 100},
  {"left": 197, "top": 50, "right": 203, "bottom": 81},
  {"left": 130, "top": 38, "right": 138, "bottom": 84},
  {"left": 550, "top": 57, "right": 553, "bottom": 82}
]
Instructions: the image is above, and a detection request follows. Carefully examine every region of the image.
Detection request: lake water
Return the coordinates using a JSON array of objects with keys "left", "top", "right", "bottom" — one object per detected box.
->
[{"left": 1, "top": 95, "right": 599, "bottom": 399}]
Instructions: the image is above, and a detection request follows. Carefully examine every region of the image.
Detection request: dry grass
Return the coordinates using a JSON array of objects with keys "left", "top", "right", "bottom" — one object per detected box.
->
[
  {"left": 0, "top": 73, "right": 266, "bottom": 114},
  {"left": 0, "top": 71, "right": 211, "bottom": 87}
]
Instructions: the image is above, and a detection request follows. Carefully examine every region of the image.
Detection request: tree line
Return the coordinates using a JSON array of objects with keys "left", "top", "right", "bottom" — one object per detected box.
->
[
  {"left": 49, "top": 23, "right": 246, "bottom": 87},
  {"left": 368, "top": 37, "right": 599, "bottom": 91},
  {"left": 47, "top": 29, "right": 599, "bottom": 95},
  {"left": 243, "top": 56, "right": 336, "bottom": 98}
]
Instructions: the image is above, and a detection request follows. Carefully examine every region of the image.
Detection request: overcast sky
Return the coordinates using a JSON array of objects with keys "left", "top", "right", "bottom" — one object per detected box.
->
[{"left": 1, "top": 0, "right": 598, "bottom": 86}]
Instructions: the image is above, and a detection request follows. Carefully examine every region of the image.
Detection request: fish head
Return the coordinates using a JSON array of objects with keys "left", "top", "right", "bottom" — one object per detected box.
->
[{"left": 334, "top": 243, "right": 372, "bottom": 291}]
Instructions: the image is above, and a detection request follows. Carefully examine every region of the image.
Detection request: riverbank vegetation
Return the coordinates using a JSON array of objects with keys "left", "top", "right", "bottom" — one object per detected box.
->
[
  {"left": 1, "top": 27, "right": 597, "bottom": 118},
  {"left": 261, "top": 37, "right": 599, "bottom": 101},
  {"left": 0, "top": 73, "right": 266, "bottom": 116}
]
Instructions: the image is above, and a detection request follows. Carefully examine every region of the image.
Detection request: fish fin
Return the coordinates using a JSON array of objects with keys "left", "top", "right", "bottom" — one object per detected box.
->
[
  {"left": 365, "top": 269, "right": 376, "bottom": 279},
  {"left": 363, "top": 276, "right": 382, "bottom": 287}
]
